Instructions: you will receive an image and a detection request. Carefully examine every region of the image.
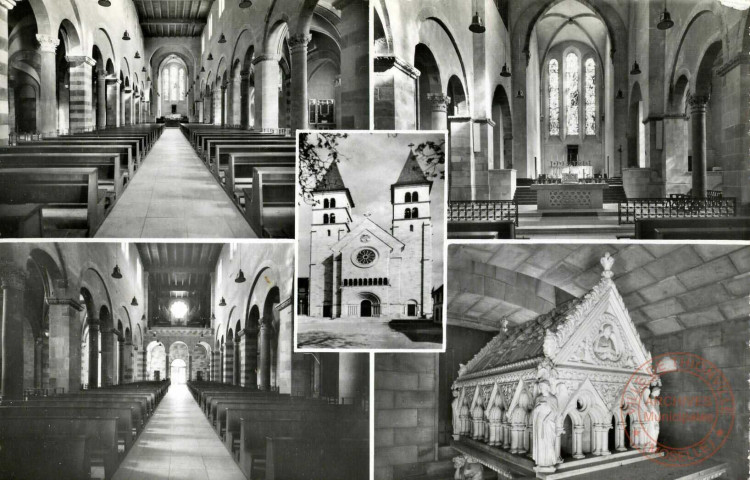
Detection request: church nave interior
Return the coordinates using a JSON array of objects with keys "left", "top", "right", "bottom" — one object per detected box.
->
[
  {"left": 0, "top": 241, "right": 369, "bottom": 479},
  {"left": 0, "top": 0, "right": 368, "bottom": 239},
  {"left": 373, "top": 0, "right": 750, "bottom": 240}
]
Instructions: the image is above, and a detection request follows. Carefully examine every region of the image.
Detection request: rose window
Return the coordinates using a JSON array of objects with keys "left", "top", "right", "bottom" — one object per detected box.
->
[{"left": 356, "top": 248, "right": 377, "bottom": 265}]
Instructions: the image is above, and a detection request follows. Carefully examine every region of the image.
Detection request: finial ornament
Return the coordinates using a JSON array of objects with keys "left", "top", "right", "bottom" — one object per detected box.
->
[{"left": 600, "top": 252, "right": 614, "bottom": 279}]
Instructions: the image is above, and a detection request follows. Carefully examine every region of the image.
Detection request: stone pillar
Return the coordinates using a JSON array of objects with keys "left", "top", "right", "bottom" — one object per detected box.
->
[
  {"left": 258, "top": 321, "right": 270, "bottom": 390},
  {"left": 242, "top": 328, "right": 258, "bottom": 388},
  {"left": 338, "top": 353, "right": 365, "bottom": 404},
  {"left": 573, "top": 425, "right": 585, "bottom": 458},
  {"left": 129, "top": 91, "right": 136, "bottom": 125},
  {"left": 140, "top": 350, "right": 147, "bottom": 381},
  {"left": 67, "top": 56, "right": 96, "bottom": 133},
  {"left": 688, "top": 94, "right": 709, "bottom": 198},
  {"left": 615, "top": 423, "right": 626, "bottom": 451},
  {"left": 96, "top": 71, "right": 107, "bottom": 129},
  {"left": 223, "top": 338, "right": 234, "bottom": 384},
  {"left": 87, "top": 320, "right": 99, "bottom": 388},
  {"left": 165, "top": 353, "right": 170, "bottom": 380},
  {"left": 36, "top": 34, "right": 59, "bottom": 137},
  {"left": 374, "top": 56, "right": 419, "bottom": 130},
  {"left": 211, "top": 350, "right": 220, "bottom": 381},
  {"left": 275, "top": 298, "right": 292, "bottom": 394},
  {"left": 123, "top": 341, "right": 133, "bottom": 383},
  {"left": 0, "top": 1, "right": 14, "bottom": 144},
  {"left": 106, "top": 79, "right": 121, "bottom": 127},
  {"left": 252, "top": 54, "right": 281, "bottom": 130},
  {"left": 0, "top": 264, "right": 24, "bottom": 401},
  {"left": 100, "top": 330, "right": 115, "bottom": 386},
  {"left": 427, "top": 93, "right": 450, "bottom": 131},
  {"left": 289, "top": 33, "right": 310, "bottom": 132},
  {"left": 230, "top": 72, "right": 241, "bottom": 126},
  {"left": 117, "top": 337, "right": 125, "bottom": 384},
  {"left": 47, "top": 296, "right": 83, "bottom": 393},
  {"left": 33, "top": 336, "right": 43, "bottom": 389},
  {"left": 188, "top": 354, "right": 193, "bottom": 381},
  {"left": 332, "top": 0, "right": 369, "bottom": 129},
  {"left": 240, "top": 72, "right": 251, "bottom": 129}
]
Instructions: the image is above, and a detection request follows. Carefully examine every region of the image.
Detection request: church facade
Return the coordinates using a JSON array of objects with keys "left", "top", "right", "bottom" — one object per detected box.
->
[{"left": 308, "top": 151, "right": 434, "bottom": 320}]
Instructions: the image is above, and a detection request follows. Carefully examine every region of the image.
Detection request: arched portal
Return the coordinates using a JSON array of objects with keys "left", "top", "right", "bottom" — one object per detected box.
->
[
  {"left": 492, "top": 85, "right": 513, "bottom": 170},
  {"left": 146, "top": 341, "right": 166, "bottom": 381},
  {"left": 170, "top": 358, "right": 187, "bottom": 384},
  {"left": 357, "top": 292, "right": 380, "bottom": 318}
]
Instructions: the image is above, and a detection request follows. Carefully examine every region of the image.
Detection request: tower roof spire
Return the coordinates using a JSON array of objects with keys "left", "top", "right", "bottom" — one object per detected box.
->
[
  {"left": 315, "top": 161, "right": 355, "bottom": 207},
  {"left": 393, "top": 150, "right": 431, "bottom": 187}
]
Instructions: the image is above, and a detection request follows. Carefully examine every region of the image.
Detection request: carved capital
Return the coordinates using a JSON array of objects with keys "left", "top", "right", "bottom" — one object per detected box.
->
[
  {"left": 687, "top": 94, "right": 710, "bottom": 111},
  {"left": 288, "top": 33, "right": 311, "bottom": 52},
  {"left": 374, "top": 55, "right": 420, "bottom": 78},
  {"left": 36, "top": 34, "right": 59, "bottom": 54},
  {"left": 0, "top": 262, "right": 25, "bottom": 291},
  {"left": 252, "top": 54, "right": 281, "bottom": 66},
  {"left": 427, "top": 93, "right": 451, "bottom": 112},
  {"left": 66, "top": 56, "right": 96, "bottom": 69}
]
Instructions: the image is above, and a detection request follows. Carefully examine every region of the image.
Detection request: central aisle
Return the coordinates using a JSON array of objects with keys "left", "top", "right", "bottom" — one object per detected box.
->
[
  {"left": 112, "top": 384, "right": 246, "bottom": 480},
  {"left": 96, "top": 128, "right": 257, "bottom": 238}
]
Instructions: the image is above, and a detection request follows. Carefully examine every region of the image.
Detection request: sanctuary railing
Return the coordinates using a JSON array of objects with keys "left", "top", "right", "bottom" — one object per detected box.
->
[
  {"left": 618, "top": 197, "right": 737, "bottom": 224},
  {"left": 448, "top": 200, "right": 519, "bottom": 226}
]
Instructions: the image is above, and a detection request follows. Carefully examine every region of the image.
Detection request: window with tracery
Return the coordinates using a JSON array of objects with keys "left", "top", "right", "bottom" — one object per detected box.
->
[
  {"left": 548, "top": 59, "right": 559, "bottom": 135},
  {"left": 585, "top": 58, "right": 596, "bottom": 135},
  {"left": 178, "top": 71, "right": 185, "bottom": 100},
  {"left": 163, "top": 69, "right": 170, "bottom": 100},
  {"left": 170, "top": 66, "right": 179, "bottom": 101},
  {"left": 564, "top": 52, "right": 579, "bottom": 135}
]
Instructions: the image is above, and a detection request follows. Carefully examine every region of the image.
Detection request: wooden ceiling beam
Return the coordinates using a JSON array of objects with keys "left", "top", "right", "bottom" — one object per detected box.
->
[{"left": 140, "top": 18, "right": 206, "bottom": 26}]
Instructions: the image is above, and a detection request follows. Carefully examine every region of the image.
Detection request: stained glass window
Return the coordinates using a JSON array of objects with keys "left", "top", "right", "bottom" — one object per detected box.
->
[
  {"left": 170, "top": 66, "right": 178, "bottom": 101},
  {"left": 585, "top": 58, "right": 596, "bottom": 135},
  {"left": 548, "top": 59, "right": 559, "bottom": 136},
  {"left": 178, "top": 70, "right": 185, "bottom": 100},
  {"left": 162, "top": 68, "right": 170, "bottom": 99},
  {"left": 564, "top": 52, "right": 580, "bottom": 135}
]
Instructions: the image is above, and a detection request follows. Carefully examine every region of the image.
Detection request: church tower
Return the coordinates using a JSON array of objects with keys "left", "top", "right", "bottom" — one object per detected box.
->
[
  {"left": 309, "top": 162, "right": 354, "bottom": 317},
  {"left": 391, "top": 150, "right": 433, "bottom": 318}
]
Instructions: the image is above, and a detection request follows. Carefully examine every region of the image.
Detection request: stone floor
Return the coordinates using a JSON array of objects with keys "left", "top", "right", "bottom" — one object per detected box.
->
[
  {"left": 112, "top": 384, "right": 246, "bottom": 480},
  {"left": 96, "top": 128, "right": 257, "bottom": 238},
  {"left": 296, "top": 316, "right": 443, "bottom": 349}
]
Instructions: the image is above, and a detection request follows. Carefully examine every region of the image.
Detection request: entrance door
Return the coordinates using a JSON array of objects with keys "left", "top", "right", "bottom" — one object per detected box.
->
[
  {"left": 360, "top": 300, "right": 372, "bottom": 317},
  {"left": 170, "top": 359, "right": 187, "bottom": 384},
  {"left": 407, "top": 303, "right": 417, "bottom": 317}
]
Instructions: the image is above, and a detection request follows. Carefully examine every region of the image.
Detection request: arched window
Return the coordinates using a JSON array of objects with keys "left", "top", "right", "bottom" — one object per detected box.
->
[
  {"left": 368, "top": 278, "right": 373, "bottom": 286},
  {"left": 330, "top": 198, "right": 336, "bottom": 208},
  {"left": 404, "top": 209, "right": 411, "bottom": 219},
  {"left": 412, "top": 192, "right": 419, "bottom": 202},
  {"left": 410, "top": 225, "right": 414, "bottom": 232},
  {"left": 170, "top": 65, "right": 179, "bottom": 101},
  {"left": 548, "top": 59, "right": 560, "bottom": 135},
  {"left": 411, "top": 208, "right": 419, "bottom": 218},
  {"left": 323, "top": 214, "right": 329, "bottom": 224},
  {"left": 358, "top": 279, "right": 363, "bottom": 286},
  {"left": 163, "top": 68, "right": 170, "bottom": 100},
  {"left": 405, "top": 192, "right": 411, "bottom": 203},
  {"left": 564, "top": 52, "right": 580, "bottom": 135},
  {"left": 178, "top": 70, "right": 185, "bottom": 100},
  {"left": 330, "top": 213, "right": 336, "bottom": 223},
  {"left": 585, "top": 58, "right": 596, "bottom": 136},
  {"left": 323, "top": 198, "right": 329, "bottom": 208}
]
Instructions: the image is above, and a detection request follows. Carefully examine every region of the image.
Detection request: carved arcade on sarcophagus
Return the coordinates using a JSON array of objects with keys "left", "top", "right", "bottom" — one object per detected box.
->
[{"left": 450, "top": 253, "right": 664, "bottom": 479}]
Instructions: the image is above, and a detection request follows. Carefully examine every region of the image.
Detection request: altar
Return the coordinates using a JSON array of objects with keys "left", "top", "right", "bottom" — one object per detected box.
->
[{"left": 531, "top": 182, "right": 608, "bottom": 212}]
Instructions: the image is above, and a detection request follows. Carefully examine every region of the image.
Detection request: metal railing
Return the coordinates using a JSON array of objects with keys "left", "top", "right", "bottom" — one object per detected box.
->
[
  {"left": 618, "top": 197, "right": 737, "bottom": 224},
  {"left": 448, "top": 200, "right": 519, "bottom": 226}
]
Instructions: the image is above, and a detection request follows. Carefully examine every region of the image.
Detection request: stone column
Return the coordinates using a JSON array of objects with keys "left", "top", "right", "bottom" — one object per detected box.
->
[
  {"left": 230, "top": 72, "right": 241, "bottom": 126},
  {"left": 289, "top": 33, "right": 310, "bottom": 132},
  {"left": 140, "top": 350, "right": 147, "bottom": 381},
  {"left": 188, "top": 354, "right": 193, "bottom": 381},
  {"left": 67, "top": 56, "right": 96, "bottom": 133},
  {"left": 252, "top": 54, "right": 281, "bottom": 130},
  {"left": 258, "top": 321, "right": 270, "bottom": 390},
  {"left": 87, "top": 320, "right": 99, "bottom": 388},
  {"left": 117, "top": 337, "right": 125, "bottom": 384},
  {"left": 242, "top": 328, "right": 258, "bottom": 388},
  {"left": 688, "top": 94, "right": 709, "bottom": 198},
  {"left": 36, "top": 34, "right": 59, "bottom": 137},
  {"left": 0, "top": 264, "right": 25, "bottom": 401},
  {"left": 123, "top": 341, "right": 133, "bottom": 383},
  {"left": 240, "top": 72, "right": 251, "bottom": 129},
  {"left": 96, "top": 71, "right": 107, "bottom": 129},
  {"left": 100, "top": 330, "right": 114, "bottom": 385},
  {"left": 106, "top": 78, "right": 121, "bottom": 127},
  {"left": 221, "top": 82, "right": 228, "bottom": 126},
  {"left": 427, "top": 93, "right": 450, "bottom": 131},
  {"left": 47, "top": 296, "right": 83, "bottom": 393},
  {"left": 211, "top": 350, "right": 219, "bottom": 381},
  {"left": 338, "top": 352, "right": 365, "bottom": 404},
  {"left": 223, "top": 338, "right": 234, "bottom": 384},
  {"left": 615, "top": 423, "right": 626, "bottom": 451},
  {"left": 572, "top": 425, "right": 585, "bottom": 458},
  {"left": 129, "top": 91, "right": 136, "bottom": 125},
  {"left": 165, "top": 352, "right": 170, "bottom": 380},
  {"left": 332, "top": 0, "right": 369, "bottom": 129},
  {"left": 33, "top": 336, "right": 43, "bottom": 389},
  {"left": 374, "top": 56, "right": 419, "bottom": 130},
  {"left": 0, "top": 1, "right": 15, "bottom": 144}
]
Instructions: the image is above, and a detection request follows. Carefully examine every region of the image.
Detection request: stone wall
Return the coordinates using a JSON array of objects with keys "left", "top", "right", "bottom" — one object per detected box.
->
[
  {"left": 644, "top": 318, "right": 749, "bottom": 478},
  {"left": 375, "top": 353, "right": 439, "bottom": 480}
]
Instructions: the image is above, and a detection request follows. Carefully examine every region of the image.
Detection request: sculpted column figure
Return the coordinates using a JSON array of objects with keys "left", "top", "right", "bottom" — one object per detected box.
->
[
  {"left": 531, "top": 380, "right": 559, "bottom": 472},
  {"left": 36, "top": 34, "right": 60, "bottom": 137},
  {"left": 289, "top": 33, "right": 311, "bottom": 132},
  {"left": 688, "top": 94, "right": 709, "bottom": 198}
]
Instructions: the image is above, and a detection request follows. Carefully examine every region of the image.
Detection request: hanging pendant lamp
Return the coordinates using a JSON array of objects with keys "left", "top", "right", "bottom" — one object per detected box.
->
[
  {"left": 111, "top": 264, "right": 122, "bottom": 279},
  {"left": 235, "top": 247, "right": 246, "bottom": 283},
  {"left": 134, "top": 51, "right": 141, "bottom": 59},
  {"left": 218, "top": 34, "right": 227, "bottom": 44},
  {"left": 142, "top": 66, "right": 146, "bottom": 72},
  {"left": 219, "top": 297, "right": 227, "bottom": 306},
  {"left": 515, "top": 90, "right": 525, "bottom": 99},
  {"left": 201, "top": 66, "right": 206, "bottom": 73},
  {"left": 616, "top": 89, "right": 624, "bottom": 100},
  {"left": 657, "top": 1, "right": 674, "bottom": 30},
  {"left": 122, "top": 31, "right": 131, "bottom": 41},
  {"left": 500, "top": 63, "right": 511, "bottom": 78},
  {"left": 239, "top": 0, "right": 252, "bottom": 8},
  {"left": 207, "top": 53, "right": 213, "bottom": 61},
  {"left": 98, "top": 0, "right": 111, "bottom": 7},
  {"left": 131, "top": 297, "right": 138, "bottom": 306},
  {"left": 630, "top": 59, "right": 641, "bottom": 75},
  {"left": 469, "top": 12, "right": 486, "bottom": 33}
]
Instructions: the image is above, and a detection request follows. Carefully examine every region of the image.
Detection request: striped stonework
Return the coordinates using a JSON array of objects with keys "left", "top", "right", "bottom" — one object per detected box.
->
[
  {"left": 212, "top": 351, "right": 220, "bottom": 381},
  {"left": 0, "top": 1, "right": 15, "bottom": 144},
  {"left": 241, "top": 330, "right": 258, "bottom": 387},
  {"left": 223, "top": 341, "right": 234, "bottom": 384},
  {"left": 140, "top": 351, "right": 147, "bottom": 380},
  {"left": 67, "top": 56, "right": 96, "bottom": 133}
]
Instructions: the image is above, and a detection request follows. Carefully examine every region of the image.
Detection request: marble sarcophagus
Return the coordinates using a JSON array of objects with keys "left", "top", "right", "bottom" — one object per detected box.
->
[{"left": 450, "top": 253, "right": 663, "bottom": 479}]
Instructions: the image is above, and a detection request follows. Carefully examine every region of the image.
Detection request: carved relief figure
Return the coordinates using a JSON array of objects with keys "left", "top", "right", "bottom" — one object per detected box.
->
[
  {"left": 452, "top": 390, "right": 461, "bottom": 438},
  {"left": 459, "top": 394, "right": 471, "bottom": 435},
  {"left": 531, "top": 380, "right": 560, "bottom": 470},
  {"left": 593, "top": 324, "right": 620, "bottom": 362},
  {"left": 452, "top": 455, "right": 484, "bottom": 480},
  {"left": 643, "top": 382, "right": 661, "bottom": 453},
  {"left": 471, "top": 395, "right": 485, "bottom": 439},
  {"left": 488, "top": 394, "right": 503, "bottom": 446}
]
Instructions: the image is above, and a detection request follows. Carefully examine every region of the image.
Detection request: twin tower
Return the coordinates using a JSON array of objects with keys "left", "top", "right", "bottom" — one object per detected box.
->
[{"left": 308, "top": 150, "right": 434, "bottom": 320}]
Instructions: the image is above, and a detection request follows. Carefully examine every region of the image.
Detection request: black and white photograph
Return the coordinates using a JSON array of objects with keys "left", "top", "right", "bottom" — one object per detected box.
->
[
  {"left": 295, "top": 131, "right": 446, "bottom": 350},
  {"left": 373, "top": 0, "right": 750, "bottom": 240},
  {"left": 375, "top": 243, "right": 750, "bottom": 480}
]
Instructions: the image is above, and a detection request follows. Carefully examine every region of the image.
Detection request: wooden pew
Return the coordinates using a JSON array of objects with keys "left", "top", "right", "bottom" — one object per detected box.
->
[
  {"left": 224, "top": 151, "right": 295, "bottom": 195},
  {"left": 265, "top": 437, "right": 369, "bottom": 480},
  {"left": 0, "top": 435, "right": 90, "bottom": 480},
  {"left": 206, "top": 392, "right": 288, "bottom": 422},
  {"left": 213, "top": 143, "right": 295, "bottom": 176},
  {"left": 0, "top": 167, "right": 106, "bottom": 237},
  {"left": 0, "top": 152, "right": 126, "bottom": 198},
  {"left": 0, "top": 144, "right": 135, "bottom": 178},
  {"left": 1, "top": 416, "right": 120, "bottom": 479},
  {"left": 244, "top": 166, "right": 295, "bottom": 238},
  {"left": 635, "top": 217, "right": 750, "bottom": 239},
  {"left": 448, "top": 220, "right": 517, "bottom": 239},
  {"left": 34, "top": 138, "right": 142, "bottom": 166},
  {"left": 206, "top": 137, "right": 294, "bottom": 165}
]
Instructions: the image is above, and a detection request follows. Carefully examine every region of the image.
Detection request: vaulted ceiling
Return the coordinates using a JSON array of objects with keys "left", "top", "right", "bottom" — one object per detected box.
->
[
  {"left": 534, "top": 0, "right": 608, "bottom": 61},
  {"left": 448, "top": 244, "right": 750, "bottom": 338},
  {"left": 133, "top": 0, "right": 214, "bottom": 37}
]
